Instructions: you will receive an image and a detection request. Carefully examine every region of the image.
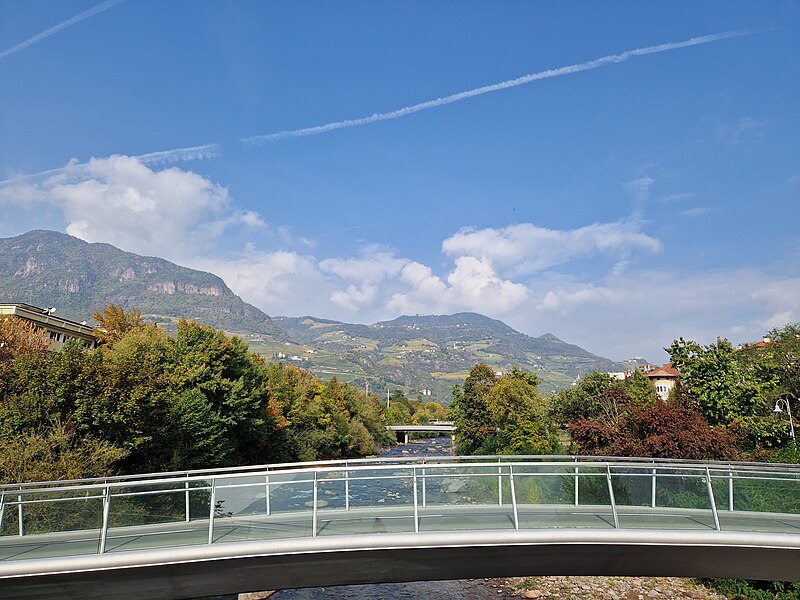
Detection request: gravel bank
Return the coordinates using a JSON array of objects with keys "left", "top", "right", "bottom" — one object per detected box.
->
[{"left": 504, "top": 576, "right": 727, "bottom": 599}]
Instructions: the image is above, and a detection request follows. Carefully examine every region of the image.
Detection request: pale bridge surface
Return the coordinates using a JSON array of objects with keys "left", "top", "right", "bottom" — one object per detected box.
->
[{"left": 1, "top": 456, "right": 799, "bottom": 599}]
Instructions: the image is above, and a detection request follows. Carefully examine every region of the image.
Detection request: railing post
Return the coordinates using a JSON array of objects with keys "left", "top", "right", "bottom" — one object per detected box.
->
[
  {"left": 651, "top": 468, "right": 657, "bottom": 508},
  {"left": 412, "top": 467, "right": 419, "bottom": 533},
  {"left": 17, "top": 492, "right": 23, "bottom": 537},
  {"left": 499, "top": 464, "right": 503, "bottom": 506},
  {"left": 574, "top": 458, "right": 579, "bottom": 506},
  {"left": 0, "top": 493, "right": 6, "bottom": 534},
  {"left": 99, "top": 484, "right": 111, "bottom": 554},
  {"left": 344, "top": 467, "right": 350, "bottom": 512},
  {"left": 185, "top": 475, "right": 190, "bottom": 523},
  {"left": 207, "top": 479, "right": 217, "bottom": 545},
  {"left": 606, "top": 466, "right": 619, "bottom": 529},
  {"left": 421, "top": 466, "right": 427, "bottom": 508},
  {"left": 728, "top": 469, "right": 734, "bottom": 512},
  {"left": 705, "top": 467, "right": 721, "bottom": 531},
  {"left": 312, "top": 471, "right": 318, "bottom": 537},
  {"left": 509, "top": 465, "right": 519, "bottom": 530},
  {"left": 265, "top": 473, "right": 271, "bottom": 516}
]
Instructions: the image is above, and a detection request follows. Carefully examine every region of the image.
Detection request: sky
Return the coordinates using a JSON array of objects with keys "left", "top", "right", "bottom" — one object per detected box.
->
[{"left": 1, "top": 1, "right": 798, "bottom": 363}]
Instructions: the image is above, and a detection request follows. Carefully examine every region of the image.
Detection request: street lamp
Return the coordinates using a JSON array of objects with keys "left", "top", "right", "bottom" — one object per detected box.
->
[{"left": 774, "top": 397, "right": 796, "bottom": 442}]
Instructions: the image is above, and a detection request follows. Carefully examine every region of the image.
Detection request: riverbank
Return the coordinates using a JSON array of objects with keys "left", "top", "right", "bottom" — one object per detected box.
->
[{"left": 504, "top": 576, "right": 727, "bottom": 599}]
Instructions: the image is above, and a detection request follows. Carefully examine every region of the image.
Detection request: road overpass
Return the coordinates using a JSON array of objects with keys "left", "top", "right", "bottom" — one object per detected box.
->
[
  {"left": 385, "top": 423, "right": 455, "bottom": 442},
  {"left": 0, "top": 456, "right": 798, "bottom": 599}
]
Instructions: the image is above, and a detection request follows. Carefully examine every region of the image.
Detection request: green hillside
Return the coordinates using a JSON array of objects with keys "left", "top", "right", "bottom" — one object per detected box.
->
[
  {"left": 256, "top": 313, "right": 637, "bottom": 402},
  {"left": 0, "top": 230, "right": 284, "bottom": 338}
]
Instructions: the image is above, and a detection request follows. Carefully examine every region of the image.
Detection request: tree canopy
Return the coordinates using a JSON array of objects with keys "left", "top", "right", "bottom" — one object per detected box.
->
[
  {"left": 0, "top": 305, "right": 390, "bottom": 483},
  {"left": 451, "top": 365, "right": 559, "bottom": 455}
]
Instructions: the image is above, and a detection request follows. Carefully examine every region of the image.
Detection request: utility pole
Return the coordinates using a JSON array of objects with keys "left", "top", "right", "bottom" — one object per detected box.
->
[{"left": 387, "top": 388, "right": 390, "bottom": 410}]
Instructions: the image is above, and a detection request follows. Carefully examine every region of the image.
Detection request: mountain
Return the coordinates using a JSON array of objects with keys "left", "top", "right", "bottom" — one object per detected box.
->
[
  {"left": 1, "top": 230, "right": 635, "bottom": 401},
  {"left": 263, "top": 312, "right": 634, "bottom": 400},
  {"left": 0, "top": 230, "right": 283, "bottom": 338}
]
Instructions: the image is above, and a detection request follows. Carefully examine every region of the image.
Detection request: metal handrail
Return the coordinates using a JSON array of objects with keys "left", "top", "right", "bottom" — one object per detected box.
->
[
  {"left": 5, "top": 459, "right": 800, "bottom": 500},
  {"left": 3, "top": 454, "right": 797, "bottom": 493},
  {"left": 1, "top": 457, "right": 797, "bottom": 562}
]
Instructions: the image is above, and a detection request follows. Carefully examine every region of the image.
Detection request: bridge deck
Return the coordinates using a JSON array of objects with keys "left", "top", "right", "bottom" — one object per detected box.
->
[
  {"left": 2, "top": 503, "right": 800, "bottom": 563},
  {"left": 0, "top": 456, "right": 799, "bottom": 598}
]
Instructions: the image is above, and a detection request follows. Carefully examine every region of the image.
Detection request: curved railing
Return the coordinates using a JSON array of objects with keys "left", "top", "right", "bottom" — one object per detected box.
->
[{"left": 1, "top": 456, "right": 798, "bottom": 563}]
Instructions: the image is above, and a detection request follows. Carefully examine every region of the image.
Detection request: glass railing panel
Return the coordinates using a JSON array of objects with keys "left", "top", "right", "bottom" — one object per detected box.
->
[
  {"left": 609, "top": 467, "right": 653, "bottom": 508},
  {"left": 421, "top": 465, "right": 504, "bottom": 506},
  {"left": 512, "top": 466, "right": 576, "bottom": 506},
  {"left": 717, "top": 471, "right": 800, "bottom": 534},
  {"left": 316, "top": 468, "right": 415, "bottom": 537},
  {"left": 616, "top": 468, "right": 716, "bottom": 531},
  {"left": 513, "top": 466, "right": 616, "bottom": 529},
  {"left": 104, "top": 483, "right": 207, "bottom": 552},
  {"left": 0, "top": 489, "right": 105, "bottom": 561},
  {"left": 210, "top": 472, "right": 315, "bottom": 543},
  {"left": 416, "top": 466, "right": 515, "bottom": 532},
  {"left": 341, "top": 468, "right": 412, "bottom": 509}
]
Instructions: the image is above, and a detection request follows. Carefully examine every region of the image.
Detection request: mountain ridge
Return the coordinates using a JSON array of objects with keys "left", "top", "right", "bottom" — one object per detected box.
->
[
  {"left": 0, "top": 230, "right": 283, "bottom": 337},
  {"left": 1, "top": 230, "right": 637, "bottom": 398}
]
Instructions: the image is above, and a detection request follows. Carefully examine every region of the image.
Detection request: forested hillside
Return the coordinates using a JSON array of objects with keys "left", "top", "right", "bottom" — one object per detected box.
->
[{"left": 0, "top": 230, "right": 283, "bottom": 338}]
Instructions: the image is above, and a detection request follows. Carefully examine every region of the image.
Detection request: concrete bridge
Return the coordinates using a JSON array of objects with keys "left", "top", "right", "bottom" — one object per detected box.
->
[
  {"left": 385, "top": 422, "right": 455, "bottom": 442},
  {"left": 0, "top": 456, "right": 798, "bottom": 599}
]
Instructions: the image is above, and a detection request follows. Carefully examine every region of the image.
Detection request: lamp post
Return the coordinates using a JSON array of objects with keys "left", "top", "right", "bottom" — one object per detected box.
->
[{"left": 774, "top": 397, "right": 796, "bottom": 442}]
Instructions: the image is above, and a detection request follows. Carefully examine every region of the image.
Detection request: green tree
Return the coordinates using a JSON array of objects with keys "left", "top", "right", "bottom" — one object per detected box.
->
[
  {"left": 550, "top": 371, "right": 627, "bottom": 424},
  {"left": 451, "top": 364, "right": 497, "bottom": 454},
  {"left": 668, "top": 337, "right": 783, "bottom": 448},
  {"left": 452, "top": 365, "right": 559, "bottom": 455},
  {"left": 485, "top": 368, "right": 560, "bottom": 455},
  {"left": 626, "top": 369, "right": 657, "bottom": 406}
]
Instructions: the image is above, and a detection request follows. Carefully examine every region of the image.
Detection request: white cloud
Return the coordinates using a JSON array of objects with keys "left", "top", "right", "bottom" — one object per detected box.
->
[
  {"left": 195, "top": 249, "right": 332, "bottom": 317},
  {"left": 0, "top": 155, "right": 264, "bottom": 262},
  {"left": 441, "top": 220, "right": 662, "bottom": 276},
  {"left": 2, "top": 157, "right": 794, "bottom": 365},
  {"left": 659, "top": 192, "right": 697, "bottom": 203},
  {"left": 320, "top": 249, "right": 409, "bottom": 284}
]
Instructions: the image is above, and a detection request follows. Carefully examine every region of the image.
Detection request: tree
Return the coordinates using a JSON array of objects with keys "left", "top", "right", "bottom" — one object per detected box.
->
[
  {"left": 485, "top": 368, "right": 560, "bottom": 455},
  {"left": 668, "top": 337, "right": 784, "bottom": 448},
  {"left": 451, "top": 364, "right": 497, "bottom": 454},
  {"left": 626, "top": 369, "right": 657, "bottom": 407},
  {"left": 92, "top": 304, "right": 147, "bottom": 345},
  {"left": 0, "top": 316, "right": 49, "bottom": 362},
  {"left": 452, "top": 365, "right": 559, "bottom": 455},
  {"left": 570, "top": 393, "right": 740, "bottom": 461},
  {"left": 550, "top": 371, "right": 629, "bottom": 425}
]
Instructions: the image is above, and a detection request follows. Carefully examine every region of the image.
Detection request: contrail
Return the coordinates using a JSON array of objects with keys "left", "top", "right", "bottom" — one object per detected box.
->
[
  {"left": 136, "top": 143, "right": 222, "bottom": 166},
  {"left": 0, "top": 0, "right": 126, "bottom": 60},
  {"left": 243, "top": 31, "right": 750, "bottom": 145},
  {"left": 0, "top": 143, "right": 222, "bottom": 187}
]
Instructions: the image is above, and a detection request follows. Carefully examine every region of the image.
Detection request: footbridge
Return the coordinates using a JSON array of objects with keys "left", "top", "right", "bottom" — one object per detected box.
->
[{"left": 1, "top": 456, "right": 799, "bottom": 599}]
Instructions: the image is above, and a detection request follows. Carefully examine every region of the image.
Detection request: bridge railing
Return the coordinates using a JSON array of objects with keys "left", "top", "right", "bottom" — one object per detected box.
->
[{"left": 1, "top": 458, "right": 798, "bottom": 562}]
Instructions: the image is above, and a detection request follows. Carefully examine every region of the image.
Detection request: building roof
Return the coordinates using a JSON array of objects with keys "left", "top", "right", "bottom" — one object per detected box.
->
[
  {"left": 644, "top": 363, "right": 679, "bottom": 379},
  {"left": 0, "top": 303, "right": 98, "bottom": 341}
]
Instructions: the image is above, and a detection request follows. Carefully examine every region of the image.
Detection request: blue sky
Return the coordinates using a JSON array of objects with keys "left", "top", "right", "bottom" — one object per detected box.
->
[{"left": 1, "top": 1, "right": 798, "bottom": 362}]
